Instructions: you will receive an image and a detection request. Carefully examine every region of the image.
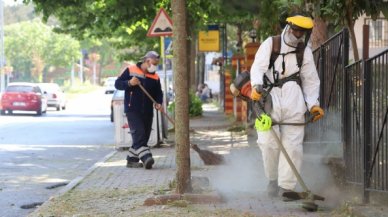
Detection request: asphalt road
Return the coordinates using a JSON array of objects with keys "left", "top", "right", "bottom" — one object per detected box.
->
[{"left": 0, "top": 89, "right": 116, "bottom": 217}]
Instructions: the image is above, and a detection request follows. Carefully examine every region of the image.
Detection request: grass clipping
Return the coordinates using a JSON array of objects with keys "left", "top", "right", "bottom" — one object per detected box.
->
[
  {"left": 29, "top": 187, "right": 150, "bottom": 217},
  {"left": 30, "top": 185, "right": 256, "bottom": 217}
]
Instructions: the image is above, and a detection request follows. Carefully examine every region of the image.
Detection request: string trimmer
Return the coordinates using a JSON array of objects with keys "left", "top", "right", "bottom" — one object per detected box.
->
[{"left": 252, "top": 101, "right": 324, "bottom": 212}]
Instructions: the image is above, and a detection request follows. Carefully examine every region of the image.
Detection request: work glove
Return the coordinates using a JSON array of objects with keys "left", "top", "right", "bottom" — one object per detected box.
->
[
  {"left": 251, "top": 85, "right": 263, "bottom": 101},
  {"left": 255, "top": 113, "right": 272, "bottom": 131},
  {"left": 310, "top": 105, "right": 324, "bottom": 122}
]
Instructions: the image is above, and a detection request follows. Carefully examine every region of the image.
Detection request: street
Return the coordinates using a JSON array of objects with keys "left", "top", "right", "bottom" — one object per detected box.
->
[{"left": 0, "top": 89, "right": 116, "bottom": 217}]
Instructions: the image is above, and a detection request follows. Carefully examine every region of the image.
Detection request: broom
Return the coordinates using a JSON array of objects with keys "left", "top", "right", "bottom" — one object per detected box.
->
[
  {"left": 191, "top": 144, "right": 225, "bottom": 165},
  {"left": 136, "top": 82, "right": 225, "bottom": 165}
]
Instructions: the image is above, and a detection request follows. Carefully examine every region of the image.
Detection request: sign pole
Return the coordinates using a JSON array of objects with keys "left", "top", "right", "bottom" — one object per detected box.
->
[{"left": 161, "top": 36, "right": 168, "bottom": 111}]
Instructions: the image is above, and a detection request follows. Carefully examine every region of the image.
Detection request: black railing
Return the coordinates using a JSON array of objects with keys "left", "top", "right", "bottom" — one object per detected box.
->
[
  {"left": 364, "top": 49, "right": 388, "bottom": 201},
  {"left": 306, "top": 29, "right": 349, "bottom": 148},
  {"left": 345, "top": 60, "right": 364, "bottom": 185},
  {"left": 308, "top": 28, "right": 388, "bottom": 202}
]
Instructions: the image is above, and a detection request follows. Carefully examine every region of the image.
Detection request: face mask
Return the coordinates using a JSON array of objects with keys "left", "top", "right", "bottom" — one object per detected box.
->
[
  {"left": 283, "top": 25, "right": 305, "bottom": 48},
  {"left": 288, "top": 31, "right": 299, "bottom": 43},
  {"left": 147, "top": 64, "right": 157, "bottom": 73}
]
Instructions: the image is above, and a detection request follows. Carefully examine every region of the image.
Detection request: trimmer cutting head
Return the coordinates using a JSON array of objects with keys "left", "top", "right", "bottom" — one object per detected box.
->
[{"left": 282, "top": 191, "right": 325, "bottom": 212}]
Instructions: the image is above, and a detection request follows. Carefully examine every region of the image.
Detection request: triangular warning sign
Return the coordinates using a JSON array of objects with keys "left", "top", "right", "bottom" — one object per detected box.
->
[{"left": 147, "top": 8, "right": 173, "bottom": 37}]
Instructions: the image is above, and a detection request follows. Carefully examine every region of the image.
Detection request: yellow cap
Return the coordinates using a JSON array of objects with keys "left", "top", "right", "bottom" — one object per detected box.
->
[{"left": 286, "top": 15, "right": 314, "bottom": 30}]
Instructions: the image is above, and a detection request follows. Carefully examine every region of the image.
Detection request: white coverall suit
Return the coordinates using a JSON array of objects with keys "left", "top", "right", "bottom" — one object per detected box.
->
[{"left": 250, "top": 27, "right": 320, "bottom": 190}]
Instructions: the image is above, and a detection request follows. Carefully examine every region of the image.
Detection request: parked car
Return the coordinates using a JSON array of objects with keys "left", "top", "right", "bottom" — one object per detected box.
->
[
  {"left": 110, "top": 89, "right": 124, "bottom": 122},
  {"left": 104, "top": 77, "right": 117, "bottom": 94},
  {"left": 38, "top": 83, "right": 66, "bottom": 111},
  {"left": 0, "top": 82, "right": 47, "bottom": 116}
]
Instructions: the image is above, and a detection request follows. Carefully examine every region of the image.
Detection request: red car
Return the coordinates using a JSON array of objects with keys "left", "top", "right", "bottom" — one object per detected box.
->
[{"left": 0, "top": 82, "right": 47, "bottom": 116}]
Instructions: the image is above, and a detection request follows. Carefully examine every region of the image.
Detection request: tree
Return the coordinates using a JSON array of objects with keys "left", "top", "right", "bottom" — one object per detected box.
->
[
  {"left": 172, "top": 0, "right": 191, "bottom": 194},
  {"left": 80, "top": 38, "right": 121, "bottom": 82},
  {"left": 4, "top": 19, "right": 80, "bottom": 81},
  {"left": 4, "top": 3, "right": 35, "bottom": 25}
]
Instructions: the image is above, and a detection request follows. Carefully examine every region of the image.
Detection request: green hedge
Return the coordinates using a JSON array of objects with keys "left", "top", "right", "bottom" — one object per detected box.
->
[{"left": 168, "top": 91, "right": 203, "bottom": 117}]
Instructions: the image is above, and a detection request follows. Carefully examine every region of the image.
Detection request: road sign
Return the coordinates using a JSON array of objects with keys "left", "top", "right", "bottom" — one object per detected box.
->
[
  {"left": 164, "top": 37, "right": 173, "bottom": 57},
  {"left": 198, "top": 30, "right": 220, "bottom": 52},
  {"left": 147, "top": 8, "right": 173, "bottom": 37}
]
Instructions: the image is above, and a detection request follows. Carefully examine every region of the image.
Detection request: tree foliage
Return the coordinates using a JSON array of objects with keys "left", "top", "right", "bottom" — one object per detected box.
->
[
  {"left": 317, "top": 0, "right": 388, "bottom": 60},
  {"left": 4, "top": 3, "right": 35, "bottom": 25},
  {"left": 23, "top": 0, "right": 265, "bottom": 60},
  {"left": 23, "top": 0, "right": 163, "bottom": 61},
  {"left": 5, "top": 19, "right": 81, "bottom": 81}
]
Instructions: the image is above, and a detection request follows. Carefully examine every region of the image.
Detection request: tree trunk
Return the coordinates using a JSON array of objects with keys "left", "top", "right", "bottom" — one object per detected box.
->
[
  {"left": 172, "top": 0, "right": 192, "bottom": 194},
  {"left": 347, "top": 21, "right": 359, "bottom": 61},
  {"left": 345, "top": 5, "right": 359, "bottom": 61},
  {"left": 311, "top": 16, "right": 328, "bottom": 50}
]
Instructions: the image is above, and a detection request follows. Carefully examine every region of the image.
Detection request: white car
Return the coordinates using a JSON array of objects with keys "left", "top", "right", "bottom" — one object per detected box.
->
[
  {"left": 104, "top": 77, "right": 117, "bottom": 94},
  {"left": 38, "top": 83, "right": 67, "bottom": 111},
  {"left": 110, "top": 89, "right": 124, "bottom": 122}
]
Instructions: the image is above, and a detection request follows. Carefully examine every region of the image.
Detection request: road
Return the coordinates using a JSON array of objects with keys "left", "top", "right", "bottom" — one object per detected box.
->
[{"left": 0, "top": 89, "right": 116, "bottom": 217}]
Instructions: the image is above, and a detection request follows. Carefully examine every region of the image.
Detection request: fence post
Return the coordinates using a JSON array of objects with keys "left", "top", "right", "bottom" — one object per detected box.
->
[
  {"left": 362, "top": 25, "right": 369, "bottom": 60},
  {"left": 319, "top": 44, "right": 325, "bottom": 107},
  {"left": 342, "top": 28, "right": 350, "bottom": 159},
  {"left": 362, "top": 25, "right": 371, "bottom": 204},
  {"left": 363, "top": 59, "right": 372, "bottom": 204},
  {"left": 343, "top": 30, "right": 351, "bottom": 171}
]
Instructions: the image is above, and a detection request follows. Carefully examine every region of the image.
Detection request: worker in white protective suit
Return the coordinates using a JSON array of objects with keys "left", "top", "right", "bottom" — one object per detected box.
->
[{"left": 250, "top": 15, "right": 324, "bottom": 199}]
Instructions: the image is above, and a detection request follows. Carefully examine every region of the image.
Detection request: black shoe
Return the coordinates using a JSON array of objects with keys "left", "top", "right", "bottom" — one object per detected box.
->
[
  {"left": 126, "top": 161, "right": 143, "bottom": 168},
  {"left": 267, "top": 180, "right": 278, "bottom": 197},
  {"left": 278, "top": 187, "right": 298, "bottom": 202},
  {"left": 144, "top": 157, "right": 155, "bottom": 170}
]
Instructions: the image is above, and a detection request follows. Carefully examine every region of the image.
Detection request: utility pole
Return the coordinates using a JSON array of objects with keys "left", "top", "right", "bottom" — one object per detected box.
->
[{"left": 0, "top": 0, "right": 5, "bottom": 92}]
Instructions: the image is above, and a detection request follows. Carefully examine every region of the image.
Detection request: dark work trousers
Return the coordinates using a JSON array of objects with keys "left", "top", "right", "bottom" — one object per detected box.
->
[{"left": 126, "top": 111, "right": 153, "bottom": 163}]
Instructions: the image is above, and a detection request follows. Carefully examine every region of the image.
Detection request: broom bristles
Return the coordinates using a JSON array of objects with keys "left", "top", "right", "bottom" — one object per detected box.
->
[{"left": 191, "top": 143, "right": 225, "bottom": 165}]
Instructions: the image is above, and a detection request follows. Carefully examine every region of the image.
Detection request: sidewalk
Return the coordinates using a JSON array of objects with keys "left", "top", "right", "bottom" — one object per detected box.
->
[{"left": 30, "top": 103, "right": 387, "bottom": 217}]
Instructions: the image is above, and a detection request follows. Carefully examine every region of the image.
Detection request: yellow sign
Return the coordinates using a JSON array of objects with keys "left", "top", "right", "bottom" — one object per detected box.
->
[{"left": 198, "top": 30, "right": 220, "bottom": 52}]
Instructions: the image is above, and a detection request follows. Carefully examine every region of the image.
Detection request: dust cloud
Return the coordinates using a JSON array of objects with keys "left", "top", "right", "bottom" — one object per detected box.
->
[{"left": 207, "top": 112, "right": 357, "bottom": 208}]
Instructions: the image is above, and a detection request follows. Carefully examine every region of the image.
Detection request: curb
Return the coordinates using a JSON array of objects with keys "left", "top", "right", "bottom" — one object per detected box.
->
[
  {"left": 33, "top": 150, "right": 117, "bottom": 212},
  {"left": 55, "top": 150, "right": 117, "bottom": 196}
]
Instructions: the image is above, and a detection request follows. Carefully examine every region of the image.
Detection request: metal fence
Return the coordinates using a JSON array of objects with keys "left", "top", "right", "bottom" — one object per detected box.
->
[
  {"left": 306, "top": 29, "right": 349, "bottom": 148},
  {"left": 364, "top": 49, "right": 388, "bottom": 198},
  {"left": 308, "top": 27, "right": 388, "bottom": 202},
  {"left": 344, "top": 60, "right": 364, "bottom": 185}
]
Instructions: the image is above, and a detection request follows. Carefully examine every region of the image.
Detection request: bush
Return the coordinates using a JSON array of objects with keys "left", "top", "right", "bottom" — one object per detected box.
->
[{"left": 168, "top": 91, "right": 203, "bottom": 117}]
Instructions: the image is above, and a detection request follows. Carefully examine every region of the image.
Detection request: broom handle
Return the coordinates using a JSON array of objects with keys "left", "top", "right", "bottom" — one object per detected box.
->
[{"left": 138, "top": 83, "right": 176, "bottom": 127}]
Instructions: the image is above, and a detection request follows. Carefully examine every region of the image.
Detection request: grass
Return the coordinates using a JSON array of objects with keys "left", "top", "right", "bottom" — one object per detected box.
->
[
  {"left": 30, "top": 183, "right": 260, "bottom": 217},
  {"left": 62, "top": 79, "right": 102, "bottom": 99}
]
